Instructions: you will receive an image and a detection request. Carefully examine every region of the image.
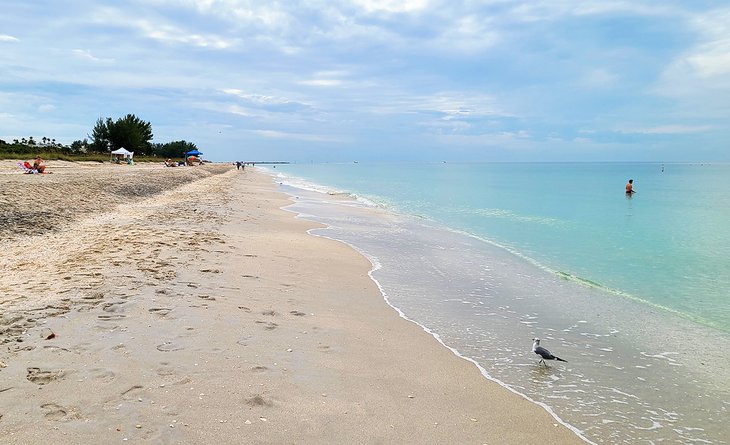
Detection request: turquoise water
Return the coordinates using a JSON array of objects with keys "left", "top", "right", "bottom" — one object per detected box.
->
[
  {"left": 272, "top": 162, "right": 730, "bottom": 332},
  {"left": 266, "top": 162, "right": 730, "bottom": 444}
]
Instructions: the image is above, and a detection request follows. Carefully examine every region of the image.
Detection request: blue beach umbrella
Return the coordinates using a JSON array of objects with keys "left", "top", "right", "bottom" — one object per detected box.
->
[{"left": 185, "top": 149, "right": 202, "bottom": 156}]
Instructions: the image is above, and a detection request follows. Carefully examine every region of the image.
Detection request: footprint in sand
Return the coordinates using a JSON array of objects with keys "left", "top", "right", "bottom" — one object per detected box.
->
[
  {"left": 26, "top": 367, "right": 66, "bottom": 385},
  {"left": 42, "top": 345, "right": 71, "bottom": 353},
  {"left": 250, "top": 366, "right": 269, "bottom": 373},
  {"left": 102, "top": 301, "right": 126, "bottom": 313},
  {"left": 111, "top": 344, "right": 128, "bottom": 354},
  {"left": 90, "top": 368, "right": 116, "bottom": 383},
  {"left": 81, "top": 292, "right": 104, "bottom": 301},
  {"left": 261, "top": 310, "right": 278, "bottom": 316},
  {"left": 97, "top": 314, "right": 126, "bottom": 321},
  {"left": 156, "top": 341, "right": 184, "bottom": 352},
  {"left": 148, "top": 307, "right": 172, "bottom": 316},
  {"left": 197, "top": 295, "right": 216, "bottom": 301},
  {"left": 236, "top": 335, "right": 253, "bottom": 346},
  {"left": 290, "top": 310, "right": 306, "bottom": 317},
  {"left": 245, "top": 394, "right": 274, "bottom": 407},
  {"left": 121, "top": 385, "right": 145, "bottom": 400},
  {"left": 156, "top": 365, "right": 175, "bottom": 376},
  {"left": 254, "top": 321, "right": 278, "bottom": 331},
  {"left": 41, "top": 403, "right": 81, "bottom": 421}
]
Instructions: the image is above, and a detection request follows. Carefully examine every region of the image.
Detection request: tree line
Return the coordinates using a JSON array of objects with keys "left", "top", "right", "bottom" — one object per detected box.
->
[{"left": 0, "top": 114, "right": 198, "bottom": 158}]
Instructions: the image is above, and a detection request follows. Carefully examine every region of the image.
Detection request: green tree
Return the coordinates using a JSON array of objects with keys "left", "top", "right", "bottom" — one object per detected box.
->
[
  {"left": 89, "top": 114, "right": 154, "bottom": 155},
  {"left": 89, "top": 117, "right": 111, "bottom": 152},
  {"left": 70, "top": 139, "right": 88, "bottom": 153},
  {"left": 151, "top": 140, "right": 198, "bottom": 158}
]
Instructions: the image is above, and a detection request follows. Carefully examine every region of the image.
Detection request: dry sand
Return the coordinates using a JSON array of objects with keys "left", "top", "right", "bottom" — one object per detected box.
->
[{"left": 0, "top": 161, "right": 584, "bottom": 444}]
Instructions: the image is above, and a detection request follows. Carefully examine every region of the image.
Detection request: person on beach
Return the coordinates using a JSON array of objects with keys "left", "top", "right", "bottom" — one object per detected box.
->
[
  {"left": 236, "top": 161, "right": 242, "bottom": 170},
  {"left": 625, "top": 179, "right": 635, "bottom": 194},
  {"left": 32, "top": 156, "right": 46, "bottom": 173}
]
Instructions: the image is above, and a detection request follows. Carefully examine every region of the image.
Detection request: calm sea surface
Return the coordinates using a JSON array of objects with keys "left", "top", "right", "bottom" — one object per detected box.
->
[{"left": 264, "top": 162, "right": 730, "bottom": 444}]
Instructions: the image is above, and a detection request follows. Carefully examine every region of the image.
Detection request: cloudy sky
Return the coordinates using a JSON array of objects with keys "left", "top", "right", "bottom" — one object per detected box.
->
[{"left": 1, "top": 0, "right": 729, "bottom": 162}]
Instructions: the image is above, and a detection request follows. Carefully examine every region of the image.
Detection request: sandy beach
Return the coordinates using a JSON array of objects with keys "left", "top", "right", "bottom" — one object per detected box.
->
[{"left": 0, "top": 161, "right": 584, "bottom": 444}]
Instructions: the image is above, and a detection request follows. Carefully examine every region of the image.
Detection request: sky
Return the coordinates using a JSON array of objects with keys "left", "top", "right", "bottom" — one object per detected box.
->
[{"left": 1, "top": 0, "right": 729, "bottom": 162}]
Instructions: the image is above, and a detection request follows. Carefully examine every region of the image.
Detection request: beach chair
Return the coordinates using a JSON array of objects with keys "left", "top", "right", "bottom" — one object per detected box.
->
[{"left": 18, "top": 162, "right": 36, "bottom": 174}]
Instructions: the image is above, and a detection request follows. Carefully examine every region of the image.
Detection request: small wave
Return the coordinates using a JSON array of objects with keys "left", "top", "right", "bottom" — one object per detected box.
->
[
  {"left": 463, "top": 207, "right": 565, "bottom": 227},
  {"left": 289, "top": 228, "right": 597, "bottom": 445},
  {"left": 553, "top": 271, "right": 721, "bottom": 330}
]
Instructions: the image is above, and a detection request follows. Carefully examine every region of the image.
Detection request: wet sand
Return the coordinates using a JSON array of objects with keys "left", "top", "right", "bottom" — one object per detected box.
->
[{"left": 0, "top": 161, "right": 584, "bottom": 444}]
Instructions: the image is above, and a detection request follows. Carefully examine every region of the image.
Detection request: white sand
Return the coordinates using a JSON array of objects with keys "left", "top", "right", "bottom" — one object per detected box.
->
[{"left": 0, "top": 163, "right": 584, "bottom": 444}]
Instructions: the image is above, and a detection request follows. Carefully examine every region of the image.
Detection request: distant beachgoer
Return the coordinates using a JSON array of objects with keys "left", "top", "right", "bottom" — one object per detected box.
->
[
  {"left": 236, "top": 161, "right": 241, "bottom": 170},
  {"left": 626, "top": 179, "right": 635, "bottom": 194},
  {"left": 32, "top": 156, "right": 46, "bottom": 173}
]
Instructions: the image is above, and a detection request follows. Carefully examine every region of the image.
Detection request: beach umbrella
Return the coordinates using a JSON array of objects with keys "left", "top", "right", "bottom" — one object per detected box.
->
[{"left": 185, "top": 149, "right": 202, "bottom": 156}]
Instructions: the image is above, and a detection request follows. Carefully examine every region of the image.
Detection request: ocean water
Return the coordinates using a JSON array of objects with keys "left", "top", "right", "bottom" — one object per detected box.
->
[{"left": 263, "top": 162, "right": 730, "bottom": 444}]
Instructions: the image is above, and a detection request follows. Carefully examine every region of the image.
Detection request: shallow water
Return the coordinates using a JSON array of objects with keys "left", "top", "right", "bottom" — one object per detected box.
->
[
  {"left": 272, "top": 162, "right": 730, "bottom": 332},
  {"left": 267, "top": 163, "right": 730, "bottom": 444}
]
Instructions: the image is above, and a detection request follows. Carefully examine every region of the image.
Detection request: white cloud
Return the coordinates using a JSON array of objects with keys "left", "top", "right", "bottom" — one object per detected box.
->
[
  {"left": 298, "top": 79, "right": 344, "bottom": 87},
  {"left": 222, "top": 89, "right": 290, "bottom": 104},
  {"left": 352, "top": 0, "right": 430, "bottom": 14},
  {"left": 0, "top": 35, "right": 19, "bottom": 43},
  {"left": 88, "top": 7, "right": 238, "bottom": 49},
  {"left": 686, "top": 43, "right": 730, "bottom": 78},
  {"left": 509, "top": 0, "right": 678, "bottom": 23},
  {"left": 221, "top": 89, "right": 315, "bottom": 114},
  {"left": 144, "top": 0, "right": 292, "bottom": 30},
  {"left": 654, "top": 7, "right": 730, "bottom": 104},
  {"left": 410, "top": 92, "right": 509, "bottom": 119},
  {"left": 684, "top": 9, "right": 730, "bottom": 78},
  {"left": 617, "top": 125, "right": 714, "bottom": 135},
  {"left": 225, "top": 104, "right": 256, "bottom": 117},
  {"left": 72, "top": 49, "right": 115, "bottom": 63},
  {"left": 251, "top": 129, "right": 341, "bottom": 142},
  {"left": 135, "top": 19, "right": 237, "bottom": 48},
  {"left": 38, "top": 104, "right": 56, "bottom": 113},
  {"left": 434, "top": 14, "right": 500, "bottom": 53}
]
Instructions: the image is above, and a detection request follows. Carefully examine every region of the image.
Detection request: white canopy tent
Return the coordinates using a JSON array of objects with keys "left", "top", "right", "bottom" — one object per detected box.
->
[
  {"left": 110, "top": 147, "right": 134, "bottom": 157},
  {"left": 110, "top": 147, "right": 134, "bottom": 164}
]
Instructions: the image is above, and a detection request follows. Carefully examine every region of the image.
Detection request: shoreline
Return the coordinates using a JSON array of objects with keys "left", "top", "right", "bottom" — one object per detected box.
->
[
  {"left": 0, "top": 163, "right": 584, "bottom": 443},
  {"left": 294, "top": 218, "right": 594, "bottom": 443},
  {"left": 272, "top": 170, "right": 730, "bottom": 444}
]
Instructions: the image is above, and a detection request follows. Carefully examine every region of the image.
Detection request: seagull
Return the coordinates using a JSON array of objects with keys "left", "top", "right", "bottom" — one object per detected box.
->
[{"left": 532, "top": 338, "right": 567, "bottom": 366}]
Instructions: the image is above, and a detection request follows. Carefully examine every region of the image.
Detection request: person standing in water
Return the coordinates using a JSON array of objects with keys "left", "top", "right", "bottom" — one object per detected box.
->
[{"left": 626, "top": 179, "right": 635, "bottom": 194}]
